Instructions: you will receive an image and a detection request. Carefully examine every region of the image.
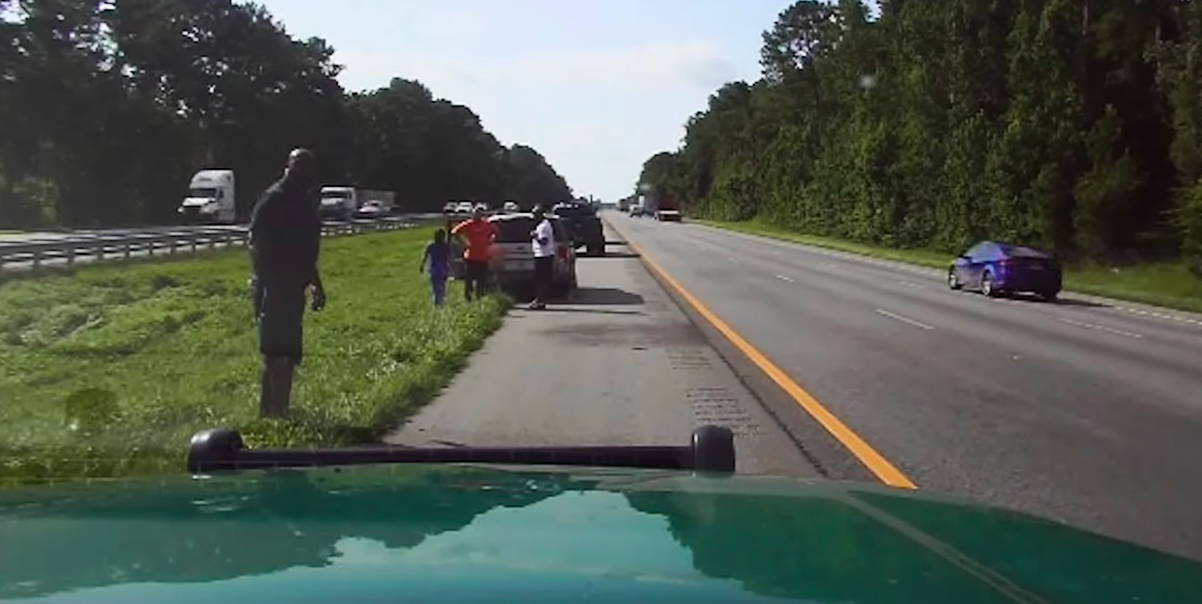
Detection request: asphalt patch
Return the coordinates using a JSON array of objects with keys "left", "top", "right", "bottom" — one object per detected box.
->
[{"left": 538, "top": 322, "right": 706, "bottom": 348}]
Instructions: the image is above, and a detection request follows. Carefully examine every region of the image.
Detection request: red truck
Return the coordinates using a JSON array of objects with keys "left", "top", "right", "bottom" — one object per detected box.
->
[{"left": 654, "top": 195, "right": 682, "bottom": 222}]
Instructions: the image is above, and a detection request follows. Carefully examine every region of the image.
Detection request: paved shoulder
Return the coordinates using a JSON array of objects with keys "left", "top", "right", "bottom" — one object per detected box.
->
[{"left": 385, "top": 226, "right": 817, "bottom": 477}]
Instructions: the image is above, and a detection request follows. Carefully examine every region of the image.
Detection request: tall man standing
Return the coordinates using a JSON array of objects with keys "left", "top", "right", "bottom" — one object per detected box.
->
[
  {"left": 528, "top": 204, "right": 555, "bottom": 310},
  {"left": 451, "top": 206, "right": 498, "bottom": 301},
  {"left": 249, "top": 148, "right": 326, "bottom": 418}
]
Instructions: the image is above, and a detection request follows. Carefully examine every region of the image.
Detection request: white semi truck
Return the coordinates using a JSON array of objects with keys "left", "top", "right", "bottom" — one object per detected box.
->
[
  {"left": 179, "top": 170, "right": 237, "bottom": 224},
  {"left": 320, "top": 186, "right": 396, "bottom": 221}
]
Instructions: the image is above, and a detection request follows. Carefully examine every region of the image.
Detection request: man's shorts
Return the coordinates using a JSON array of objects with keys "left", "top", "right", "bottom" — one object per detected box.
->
[
  {"left": 534, "top": 256, "right": 554, "bottom": 283},
  {"left": 465, "top": 259, "right": 489, "bottom": 282},
  {"left": 252, "top": 277, "right": 306, "bottom": 363}
]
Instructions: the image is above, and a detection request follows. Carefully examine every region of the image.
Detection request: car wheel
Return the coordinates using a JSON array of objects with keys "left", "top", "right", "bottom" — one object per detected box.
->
[
  {"left": 981, "top": 271, "right": 998, "bottom": 297},
  {"left": 1040, "top": 290, "right": 1059, "bottom": 302},
  {"left": 948, "top": 268, "right": 962, "bottom": 290}
]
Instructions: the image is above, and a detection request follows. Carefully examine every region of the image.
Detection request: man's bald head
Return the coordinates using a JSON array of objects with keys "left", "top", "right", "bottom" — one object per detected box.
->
[{"left": 285, "top": 148, "right": 317, "bottom": 187}]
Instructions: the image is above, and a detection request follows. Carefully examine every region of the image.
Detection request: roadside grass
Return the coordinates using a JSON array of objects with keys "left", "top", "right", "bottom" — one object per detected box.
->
[
  {"left": 697, "top": 219, "right": 1202, "bottom": 314},
  {"left": 0, "top": 227, "right": 509, "bottom": 486}
]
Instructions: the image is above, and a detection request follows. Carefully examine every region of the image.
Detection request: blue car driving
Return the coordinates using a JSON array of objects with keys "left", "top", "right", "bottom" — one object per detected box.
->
[{"left": 948, "top": 241, "right": 1062, "bottom": 301}]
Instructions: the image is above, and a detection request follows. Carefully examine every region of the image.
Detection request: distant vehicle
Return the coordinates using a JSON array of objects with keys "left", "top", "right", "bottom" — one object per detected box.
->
[
  {"left": 474, "top": 202, "right": 490, "bottom": 214},
  {"left": 358, "top": 190, "right": 397, "bottom": 215},
  {"left": 485, "top": 212, "right": 578, "bottom": 299},
  {"left": 502, "top": 201, "right": 520, "bottom": 212},
  {"left": 552, "top": 202, "right": 605, "bottom": 256},
  {"left": 355, "top": 200, "right": 388, "bottom": 219},
  {"left": 319, "top": 187, "right": 357, "bottom": 221},
  {"left": 655, "top": 195, "right": 682, "bottom": 222},
  {"left": 178, "top": 170, "right": 236, "bottom": 225},
  {"left": 320, "top": 187, "right": 394, "bottom": 221},
  {"left": 949, "top": 241, "right": 1062, "bottom": 301},
  {"left": 629, "top": 204, "right": 647, "bottom": 218},
  {"left": 455, "top": 201, "right": 475, "bottom": 215},
  {"left": 443, "top": 201, "right": 459, "bottom": 214}
]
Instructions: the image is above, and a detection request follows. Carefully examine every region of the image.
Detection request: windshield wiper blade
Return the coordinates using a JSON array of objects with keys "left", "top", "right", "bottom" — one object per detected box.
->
[{"left": 187, "top": 426, "right": 735, "bottom": 474}]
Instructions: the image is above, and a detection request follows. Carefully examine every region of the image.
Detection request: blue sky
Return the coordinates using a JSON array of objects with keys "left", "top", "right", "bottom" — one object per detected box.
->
[{"left": 257, "top": 0, "right": 793, "bottom": 201}]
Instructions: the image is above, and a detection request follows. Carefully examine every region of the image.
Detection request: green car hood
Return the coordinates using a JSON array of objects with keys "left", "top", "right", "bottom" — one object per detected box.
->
[{"left": 1, "top": 465, "right": 1199, "bottom": 603}]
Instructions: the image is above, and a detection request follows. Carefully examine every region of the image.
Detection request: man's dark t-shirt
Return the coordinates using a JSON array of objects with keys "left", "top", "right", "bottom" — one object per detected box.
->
[
  {"left": 249, "top": 178, "right": 321, "bottom": 287},
  {"left": 248, "top": 177, "right": 320, "bottom": 362}
]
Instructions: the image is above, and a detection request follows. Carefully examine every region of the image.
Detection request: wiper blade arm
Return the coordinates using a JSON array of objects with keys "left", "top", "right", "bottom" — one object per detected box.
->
[{"left": 187, "top": 426, "right": 735, "bottom": 474}]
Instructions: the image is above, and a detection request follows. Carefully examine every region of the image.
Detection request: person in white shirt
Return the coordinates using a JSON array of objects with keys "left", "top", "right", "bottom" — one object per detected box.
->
[{"left": 528, "top": 204, "right": 556, "bottom": 310}]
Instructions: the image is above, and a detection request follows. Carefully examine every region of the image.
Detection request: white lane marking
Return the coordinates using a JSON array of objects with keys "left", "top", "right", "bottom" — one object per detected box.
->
[
  {"left": 1056, "top": 317, "right": 1144, "bottom": 339},
  {"left": 728, "top": 257, "right": 741, "bottom": 263},
  {"left": 774, "top": 274, "right": 795, "bottom": 283},
  {"left": 875, "top": 309, "right": 934, "bottom": 330},
  {"left": 1108, "top": 306, "right": 1201, "bottom": 326},
  {"left": 898, "top": 281, "right": 925, "bottom": 290}
]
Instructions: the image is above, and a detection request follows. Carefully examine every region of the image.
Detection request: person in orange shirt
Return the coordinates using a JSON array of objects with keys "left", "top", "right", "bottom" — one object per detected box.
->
[{"left": 451, "top": 207, "right": 498, "bottom": 301}]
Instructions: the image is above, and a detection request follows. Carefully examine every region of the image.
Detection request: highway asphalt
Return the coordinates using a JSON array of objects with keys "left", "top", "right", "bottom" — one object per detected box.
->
[{"left": 606, "top": 211, "right": 1202, "bottom": 562}]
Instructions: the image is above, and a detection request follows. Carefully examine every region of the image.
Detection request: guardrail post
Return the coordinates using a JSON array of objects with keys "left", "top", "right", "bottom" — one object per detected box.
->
[
  {"left": 32, "top": 250, "right": 42, "bottom": 268},
  {"left": 65, "top": 247, "right": 75, "bottom": 265},
  {"left": 123, "top": 243, "right": 131, "bottom": 259},
  {"left": 96, "top": 244, "right": 104, "bottom": 261}
]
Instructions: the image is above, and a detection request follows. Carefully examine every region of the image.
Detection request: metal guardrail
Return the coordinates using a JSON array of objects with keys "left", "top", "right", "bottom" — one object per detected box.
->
[{"left": 0, "top": 216, "right": 425, "bottom": 272}]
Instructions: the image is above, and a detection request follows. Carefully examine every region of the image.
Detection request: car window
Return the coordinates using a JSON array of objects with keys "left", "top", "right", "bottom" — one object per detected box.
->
[
  {"left": 493, "top": 218, "right": 566, "bottom": 244},
  {"left": 493, "top": 218, "right": 534, "bottom": 243},
  {"left": 998, "top": 244, "right": 1051, "bottom": 259},
  {"left": 551, "top": 219, "right": 568, "bottom": 242},
  {"left": 552, "top": 204, "right": 594, "bottom": 217},
  {"left": 964, "top": 243, "right": 985, "bottom": 259}
]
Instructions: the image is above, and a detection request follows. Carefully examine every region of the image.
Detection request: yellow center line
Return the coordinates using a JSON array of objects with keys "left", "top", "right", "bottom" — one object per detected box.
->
[{"left": 619, "top": 227, "right": 916, "bottom": 489}]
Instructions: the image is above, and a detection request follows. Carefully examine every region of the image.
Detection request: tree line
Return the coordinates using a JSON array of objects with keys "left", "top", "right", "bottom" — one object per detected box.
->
[
  {"left": 0, "top": 0, "right": 573, "bottom": 229},
  {"left": 638, "top": 0, "right": 1202, "bottom": 272}
]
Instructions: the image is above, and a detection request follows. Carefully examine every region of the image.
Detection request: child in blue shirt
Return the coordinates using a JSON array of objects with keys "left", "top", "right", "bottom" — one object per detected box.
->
[{"left": 421, "top": 229, "right": 452, "bottom": 306}]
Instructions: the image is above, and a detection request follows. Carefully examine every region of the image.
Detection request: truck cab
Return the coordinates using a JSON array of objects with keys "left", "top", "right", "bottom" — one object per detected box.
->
[
  {"left": 179, "top": 170, "right": 236, "bottom": 225},
  {"left": 655, "top": 195, "right": 682, "bottom": 222},
  {"left": 319, "top": 186, "right": 357, "bottom": 222}
]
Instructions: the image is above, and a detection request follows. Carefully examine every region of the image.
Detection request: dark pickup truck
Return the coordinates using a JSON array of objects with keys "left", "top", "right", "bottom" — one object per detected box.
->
[{"left": 552, "top": 202, "right": 605, "bottom": 257}]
